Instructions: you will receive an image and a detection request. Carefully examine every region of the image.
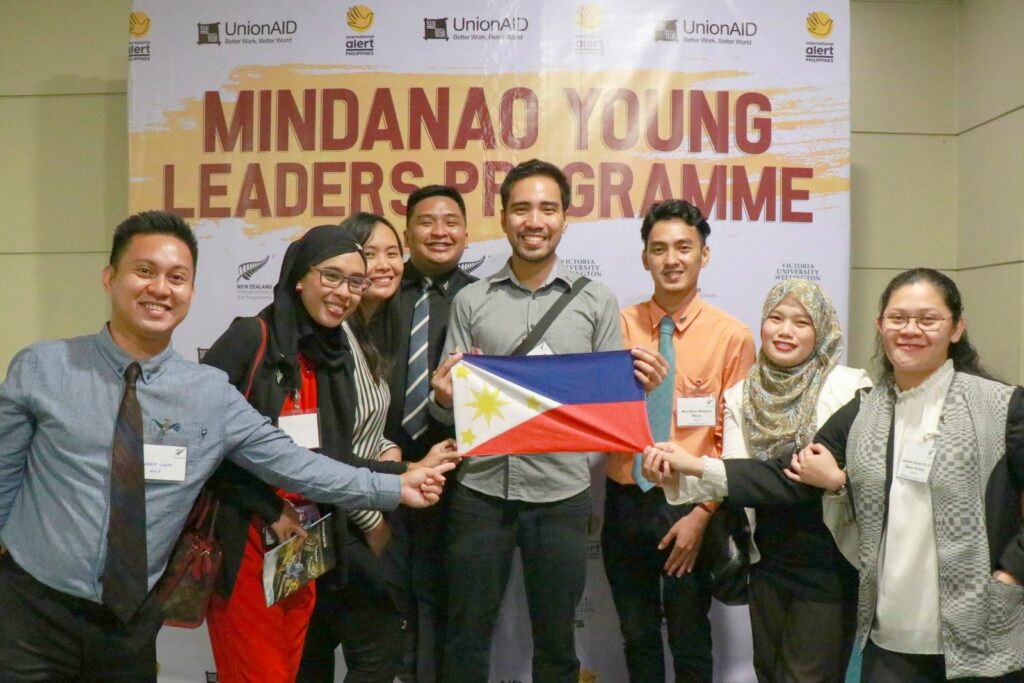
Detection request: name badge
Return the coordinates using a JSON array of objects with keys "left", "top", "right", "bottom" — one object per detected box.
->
[
  {"left": 896, "top": 439, "right": 936, "bottom": 483},
  {"left": 144, "top": 444, "right": 187, "bottom": 482},
  {"left": 677, "top": 396, "right": 716, "bottom": 427},
  {"left": 279, "top": 412, "right": 321, "bottom": 449}
]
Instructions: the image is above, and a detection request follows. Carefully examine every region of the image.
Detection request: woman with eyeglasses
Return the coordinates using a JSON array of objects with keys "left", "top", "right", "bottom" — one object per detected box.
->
[
  {"left": 645, "top": 268, "right": 1024, "bottom": 682},
  {"left": 200, "top": 224, "right": 452, "bottom": 683},
  {"left": 298, "top": 213, "right": 459, "bottom": 683}
]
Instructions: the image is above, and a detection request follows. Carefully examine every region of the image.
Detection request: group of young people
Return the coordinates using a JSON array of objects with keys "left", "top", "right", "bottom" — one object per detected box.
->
[{"left": 0, "top": 156, "right": 1022, "bottom": 683}]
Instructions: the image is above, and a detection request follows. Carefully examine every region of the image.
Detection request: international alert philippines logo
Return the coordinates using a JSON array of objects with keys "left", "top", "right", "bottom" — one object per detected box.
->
[
  {"left": 346, "top": 5, "right": 374, "bottom": 32},
  {"left": 129, "top": 11, "right": 152, "bottom": 62},
  {"left": 197, "top": 22, "right": 221, "bottom": 45},
  {"left": 806, "top": 11, "right": 834, "bottom": 39},
  {"left": 345, "top": 5, "right": 375, "bottom": 55},
  {"left": 129, "top": 11, "right": 150, "bottom": 38},
  {"left": 805, "top": 11, "right": 835, "bottom": 63},
  {"left": 423, "top": 17, "right": 449, "bottom": 40},
  {"left": 575, "top": 5, "right": 603, "bottom": 31}
]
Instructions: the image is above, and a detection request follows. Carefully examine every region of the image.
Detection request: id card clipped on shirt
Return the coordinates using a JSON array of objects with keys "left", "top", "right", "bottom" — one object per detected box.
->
[
  {"left": 279, "top": 412, "right": 321, "bottom": 449},
  {"left": 676, "top": 379, "right": 716, "bottom": 427}
]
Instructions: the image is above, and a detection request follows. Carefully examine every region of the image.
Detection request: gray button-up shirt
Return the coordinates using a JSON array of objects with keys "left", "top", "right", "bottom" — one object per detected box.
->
[
  {"left": 0, "top": 326, "right": 401, "bottom": 602},
  {"left": 440, "top": 259, "right": 622, "bottom": 503}
]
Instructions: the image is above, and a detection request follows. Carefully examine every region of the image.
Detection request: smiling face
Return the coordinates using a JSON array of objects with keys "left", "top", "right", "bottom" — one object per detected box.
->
[
  {"left": 501, "top": 174, "right": 567, "bottom": 267},
  {"left": 761, "top": 296, "right": 817, "bottom": 368},
  {"left": 877, "top": 281, "right": 965, "bottom": 389},
  {"left": 297, "top": 251, "right": 366, "bottom": 328},
  {"left": 361, "top": 221, "right": 404, "bottom": 305},
  {"left": 405, "top": 195, "right": 468, "bottom": 276},
  {"left": 103, "top": 233, "right": 195, "bottom": 358},
  {"left": 641, "top": 219, "right": 709, "bottom": 304}
]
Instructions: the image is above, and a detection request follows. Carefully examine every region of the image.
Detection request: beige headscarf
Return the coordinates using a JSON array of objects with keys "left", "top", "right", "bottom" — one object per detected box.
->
[{"left": 742, "top": 279, "right": 843, "bottom": 460}]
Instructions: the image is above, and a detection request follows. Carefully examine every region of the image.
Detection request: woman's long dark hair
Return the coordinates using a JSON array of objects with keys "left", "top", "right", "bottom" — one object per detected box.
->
[
  {"left": 342, "top": 212, "right": 403, "bottom": 382},
  {"left": 873, "top": 267, "right": 989, "bottom": 380}
]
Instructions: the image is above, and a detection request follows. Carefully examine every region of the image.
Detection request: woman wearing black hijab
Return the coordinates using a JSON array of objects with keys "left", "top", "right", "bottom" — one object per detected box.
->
[{"left": 201, "top": 225, "right": 411, "bottom": 682}]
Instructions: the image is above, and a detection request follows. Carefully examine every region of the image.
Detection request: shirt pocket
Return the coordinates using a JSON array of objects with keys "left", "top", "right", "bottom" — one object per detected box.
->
[{"left": 677, "top": 374, "right": 722, "bottom": 401}]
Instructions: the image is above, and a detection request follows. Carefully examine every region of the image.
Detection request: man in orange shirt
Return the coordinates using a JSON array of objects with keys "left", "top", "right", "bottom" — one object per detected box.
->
[{"left": 605, "top": 199, "right": 755, "bottom": 682}]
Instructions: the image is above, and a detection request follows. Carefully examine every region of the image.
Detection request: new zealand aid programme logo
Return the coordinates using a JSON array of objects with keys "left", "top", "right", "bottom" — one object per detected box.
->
[
  {"left": 575, "top": 4, "right": 604, "bottom": 55},
  {"left": 236, "top": 255, "right": 275, "bottom": 302},
  {"left": 128, "top": 11, "right": 151, "bottom": 61},
  {"left": 345, "top": 5, "right": 375, "bottom": 56},
  {"left": 805, "top": 11, "right": 835, "bottom": 63}
]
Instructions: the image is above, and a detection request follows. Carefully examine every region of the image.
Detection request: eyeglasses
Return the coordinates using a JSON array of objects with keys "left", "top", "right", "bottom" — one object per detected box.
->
[
  {"left": 310, "top": 267, "right": 370, "bottom": 294},
  {"left": 880, "top": 312, "right": 951, "bottom": 331}
]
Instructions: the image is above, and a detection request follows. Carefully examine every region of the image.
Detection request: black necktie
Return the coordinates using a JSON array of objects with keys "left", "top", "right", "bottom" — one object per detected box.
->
[{"left": 102, "top": 361, "right": 149, "bottom": 621}]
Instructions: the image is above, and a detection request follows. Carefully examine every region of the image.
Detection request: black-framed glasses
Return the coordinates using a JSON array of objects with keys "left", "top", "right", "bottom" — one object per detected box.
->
[
  {"left": 880, "top": 312, "right": 951, "bottom": 331},
  {"left": 310, "top": 267, "right": 370, "bottom": 294}
]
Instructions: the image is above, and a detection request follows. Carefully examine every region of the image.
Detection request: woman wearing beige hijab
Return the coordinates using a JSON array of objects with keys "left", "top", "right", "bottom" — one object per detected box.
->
[{"left": 662, "top": 279, "right": 870, "bottom": 682}]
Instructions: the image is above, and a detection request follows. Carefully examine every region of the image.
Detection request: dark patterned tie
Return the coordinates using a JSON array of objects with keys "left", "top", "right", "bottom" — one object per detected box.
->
[
  {"left": 402, "top": 277, "right": 432, "bottom": 440},
  {"left": 102, "top": 361, "right": 149, "bottom": 621}
]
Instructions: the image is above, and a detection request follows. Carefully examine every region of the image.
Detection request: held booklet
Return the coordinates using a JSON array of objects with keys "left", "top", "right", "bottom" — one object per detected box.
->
[{"left": 262, "top": 513, "right": 336, "bottom": 607}]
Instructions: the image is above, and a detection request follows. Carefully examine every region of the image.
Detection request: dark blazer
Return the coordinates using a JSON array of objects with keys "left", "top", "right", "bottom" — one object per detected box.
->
[
  {"left": 384, "top": 261, "right": 477, "bottom": 461},
  {"left": 202, "top": 316, "right": 406, "bottom": 598}
]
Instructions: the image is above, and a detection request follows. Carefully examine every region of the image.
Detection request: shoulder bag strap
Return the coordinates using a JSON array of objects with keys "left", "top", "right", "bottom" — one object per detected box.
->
[
  {"left": 510, "top": 277, "right": 590, "bottom": 357},
  {"left": 241, "top": 318, "right": 268, "bottom": 400}
]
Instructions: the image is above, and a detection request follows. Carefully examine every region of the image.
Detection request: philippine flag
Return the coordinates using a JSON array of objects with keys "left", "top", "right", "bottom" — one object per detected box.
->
[{"left": 452, "top": 350, "right": 653, "bottom": 456}]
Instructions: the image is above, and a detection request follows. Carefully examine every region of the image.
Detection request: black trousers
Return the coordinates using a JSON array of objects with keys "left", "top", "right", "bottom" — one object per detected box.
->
[
  {"left": 0, "top": 553, "right": 161, "bottom": 683},
  {"left": 297, "top": 532, "right": 408, "bottom": 683},
  {"left": 441, "top": 484, "right": 591, "bottom": 683},
  {"left": 602, "top": 479, "right": 713, "bottom": 683},
  {"left": 861, "top": 640, "right": 1024, "bottom": 682},
  {"left": 747, "top": 568, "right": 856, "bottom": 683},
  {"left": 403, "top": 485, "right": 454, "bottom": 683}
]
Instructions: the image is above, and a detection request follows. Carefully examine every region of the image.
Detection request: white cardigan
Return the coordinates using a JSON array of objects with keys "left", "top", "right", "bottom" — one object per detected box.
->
[{"left": 664, "top": 364, "right": 872, "bottom": 564}]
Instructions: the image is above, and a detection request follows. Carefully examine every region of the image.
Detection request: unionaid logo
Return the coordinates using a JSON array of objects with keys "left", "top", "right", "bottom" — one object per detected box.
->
[{"left": 806, "top": 11, "right": 833, "bottom": 39}]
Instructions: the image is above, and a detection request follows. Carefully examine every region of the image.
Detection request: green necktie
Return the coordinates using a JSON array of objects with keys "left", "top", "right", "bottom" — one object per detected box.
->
[{"left": 633, "top": 315, "right": 675, "bottom": 491}]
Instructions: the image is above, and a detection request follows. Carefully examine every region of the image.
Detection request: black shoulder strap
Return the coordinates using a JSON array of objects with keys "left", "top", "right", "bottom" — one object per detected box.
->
[{"left": 511, "top": 277, "right": 590, "bottom": 357}]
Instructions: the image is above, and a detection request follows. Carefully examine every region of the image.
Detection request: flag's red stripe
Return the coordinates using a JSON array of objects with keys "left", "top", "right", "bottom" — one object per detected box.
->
[{"left": 463, "top": 401, "right": 653, "bottom": 457}]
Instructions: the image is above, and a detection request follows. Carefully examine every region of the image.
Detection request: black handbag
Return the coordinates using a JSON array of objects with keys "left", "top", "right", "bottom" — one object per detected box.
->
[{"left": 701, "top": 504, "right": 751, "bottom": 606}]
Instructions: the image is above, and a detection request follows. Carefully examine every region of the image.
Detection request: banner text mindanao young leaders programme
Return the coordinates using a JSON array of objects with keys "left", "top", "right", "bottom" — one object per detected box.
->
[{"left": 161, "top": 85, "right": 816, "bottom": 224}]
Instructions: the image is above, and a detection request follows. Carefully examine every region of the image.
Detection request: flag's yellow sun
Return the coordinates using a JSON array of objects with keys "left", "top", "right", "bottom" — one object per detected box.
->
[{"left": 466, "top": 385, "right": 508, "bottom": 427}]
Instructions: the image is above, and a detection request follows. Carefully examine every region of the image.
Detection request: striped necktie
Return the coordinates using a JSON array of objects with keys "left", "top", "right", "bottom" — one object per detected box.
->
[
  {"left": 402, "top": 277, "right": 432, "bottom": 440},
  {"left": 633, "top": 315, "right": 676, "bottom": 492},
  {"left": 102, "top": 361, "right": 149, "bottom": 621}
]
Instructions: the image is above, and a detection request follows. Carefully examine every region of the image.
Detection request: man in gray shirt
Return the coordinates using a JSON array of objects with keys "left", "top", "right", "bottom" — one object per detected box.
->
[
  {"left": 430, "top": 159, "right": 666, "bottom": 683},
  {"left": 0, "top": 211, "right": 452, "bottom": 682}
]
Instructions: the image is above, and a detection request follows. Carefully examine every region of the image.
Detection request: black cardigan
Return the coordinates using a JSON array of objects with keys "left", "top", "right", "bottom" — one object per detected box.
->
[
  {"left": 723, "top": 386, "right": 1024, "bottom": 598},
  {"left": 202, "top": 316, "right": 407, "bottom": 598}
]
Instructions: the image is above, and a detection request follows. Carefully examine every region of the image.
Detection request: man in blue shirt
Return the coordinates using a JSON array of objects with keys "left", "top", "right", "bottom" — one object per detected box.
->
[{"left": 0, "top": 211, "right": 452, "bottom": 682}]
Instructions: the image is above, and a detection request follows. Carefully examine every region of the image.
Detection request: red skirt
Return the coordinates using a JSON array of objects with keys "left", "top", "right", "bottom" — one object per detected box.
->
[{"left": 206, "top": 518, "right": 316, "bottom": 683}]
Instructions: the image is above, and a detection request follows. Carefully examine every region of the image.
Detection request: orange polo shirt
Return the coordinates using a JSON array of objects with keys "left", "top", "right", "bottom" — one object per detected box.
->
[{"left": 609, "top": 295, "right": 756, "bottom": 486}]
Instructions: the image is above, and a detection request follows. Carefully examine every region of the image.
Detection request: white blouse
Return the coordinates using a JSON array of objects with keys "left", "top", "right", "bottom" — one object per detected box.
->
[{"left": 871, "top": 359, "right": 954, "bottom": 654}]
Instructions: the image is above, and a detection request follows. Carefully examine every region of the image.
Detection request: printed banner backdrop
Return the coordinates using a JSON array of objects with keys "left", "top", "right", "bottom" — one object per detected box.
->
[{"left": 128, "top": 1, "right": 849, "bottom": 681}]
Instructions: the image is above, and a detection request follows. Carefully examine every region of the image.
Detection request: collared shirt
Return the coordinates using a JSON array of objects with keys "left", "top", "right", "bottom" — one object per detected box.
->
[
  {"left": 610, "top": 295, "right": 755, "bottom": 486},
  {"left": 0, "top": 326, "right": 401, "bottom": 603},
  {"left": 440, "top": 258, "right": 622, "bottom": 503},
  {"left": 872, "top": 359, "right": 954, "bottom": 654},
  {"left": 386, "top": 260, "right": 475, "bottom": 461}
]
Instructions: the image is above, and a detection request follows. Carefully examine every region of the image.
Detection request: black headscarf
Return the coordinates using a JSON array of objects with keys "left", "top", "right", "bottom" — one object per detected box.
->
[
  {"left": 256, "top": 225, "right": 366, "bottom": 468},
  {"left": 261, "top": 224, "right": 365, "bottom": 380}
]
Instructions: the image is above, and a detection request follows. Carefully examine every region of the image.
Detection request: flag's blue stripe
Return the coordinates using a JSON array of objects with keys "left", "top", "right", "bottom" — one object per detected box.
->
[{"left": 464, "top": 350, "right": 643, "bottom": 405}]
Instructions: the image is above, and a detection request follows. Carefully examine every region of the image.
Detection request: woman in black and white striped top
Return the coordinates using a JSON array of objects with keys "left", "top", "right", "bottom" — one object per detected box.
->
[{"left": 299, "top": 213, "right": 458, "bottom": 683}]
